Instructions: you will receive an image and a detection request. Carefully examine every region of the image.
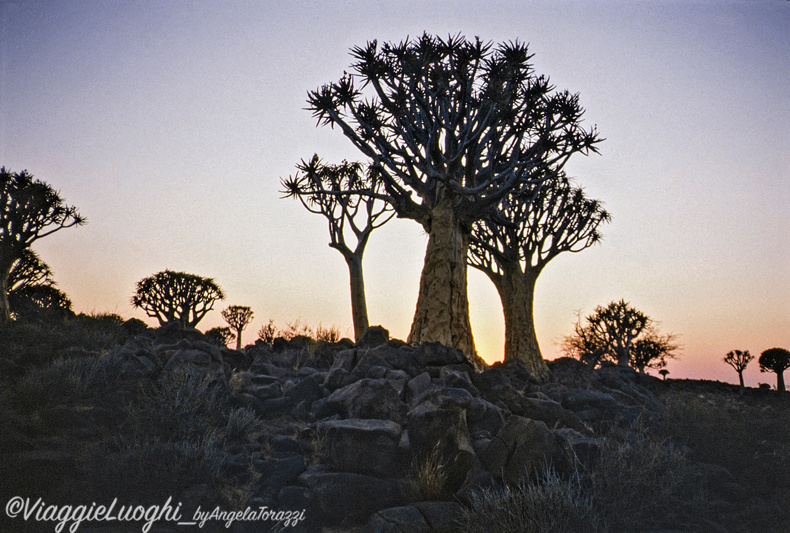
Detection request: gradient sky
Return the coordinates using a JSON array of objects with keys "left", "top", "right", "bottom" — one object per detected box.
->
[{"left": 1, "top": 0, "right": 788, "bottom": 386}]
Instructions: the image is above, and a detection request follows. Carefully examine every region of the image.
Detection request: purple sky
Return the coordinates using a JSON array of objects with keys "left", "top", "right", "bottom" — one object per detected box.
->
[{"left": 1, "top": 0, "right": 788, "bottom": 385}]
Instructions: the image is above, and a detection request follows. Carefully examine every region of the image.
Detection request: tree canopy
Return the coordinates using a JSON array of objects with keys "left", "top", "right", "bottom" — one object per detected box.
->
[
  {"left": 281, "top": 156, "right": 394, "bottom": 340},
  {"left": 759, "top": 347, "right": 790, "bottom": 392},
  {"left": 131, "top": 270, "right": 224, "bottom": 328},
  {"left": 222, "top": 305, "right": 254, "bottom": 350},
  {"left": 308, "top": 33, "right": 601, "bottom": 361},
  {"left": 563, "top": 300, "right": 678, "bottom": 372},
  {"left": 468, "top": 174, "right": 609, "bottom": 374},
  {"left": 0, "top": 167, "right": 84, "bottom": 323},
  {"left": 724, "top": 349, "right": 753, "bottom": 389}
]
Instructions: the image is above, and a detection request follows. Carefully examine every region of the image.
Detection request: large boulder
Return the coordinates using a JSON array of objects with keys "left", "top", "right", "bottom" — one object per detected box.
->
[
  {"left": 312, "top": 418, "right": 404, "bottom": 477},
  {"left": 326, "top": 378, "right": 407, "bottom": 423},
  {"left": 482, "top": 416, "right": 563, "bottom": 485}
]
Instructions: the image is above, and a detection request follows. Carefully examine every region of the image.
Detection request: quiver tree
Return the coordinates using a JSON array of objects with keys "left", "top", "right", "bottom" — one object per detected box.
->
[
  {"left": 562, "top": 300, "right": 677, "bottom": 371},
  {"left": 282, "top": 157, "right": 394, "bottom": 341},
  {"left": 7, "top": 249, "right": 73, "bottom": 319},
  {"left": 132, "top": 270, "right": 224, "bottom": 328},
  {"left": 221, "top": 305, "right": 254, "bottom": 350},
  {"left": 468, "top": 174, "right": 609, "bottom": 376},
  {"left": 724, "top": 349, "right": 753, "bottom": 389},
  {"left": 308, "top": 33, "right": 600, "bottom": 363},
  {"left": 759, "top": 347, "right": 790, "bottom": 392},
  {"left": 0, "top": 167, "right": 85, "bottom": 324}
]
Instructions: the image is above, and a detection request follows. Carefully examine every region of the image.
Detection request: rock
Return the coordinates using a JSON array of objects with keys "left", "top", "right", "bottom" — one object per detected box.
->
[
  {"left": 255, "top": 455, "right": 306, "bottom": 497},
  {"left": 164, "top": 347, "right": 212, "bottom": 370},
  {"left": 284, "top": 374, "right": 325, "bottom": 404},
  {"left": 330, "top": 349, "right": 359, "bottom": 372},
  {"left": 323, "top": 367, "right": 357, "bottom": 391},
  {"left": 294, "top": 469, "right": 408, "bottom": 527},
  {"left": 353, "top": 344, "right": 421, "bottom": 378},
  {"left": 562, "top": 388, "right": 618, "bottom": 411},
  {"left": 415, "top": 342, "right": 466, "bottom": 367},
  {"left": 312, "top": 418, "right": 403, "bottom": 477},
  {"left": 482, "top": 416, "right": 563, "bottom": 485},
  {"left": 466, "top": 397, "right": 505, "bottom": 437},
  {"left": 326, "top": 378, "right": 406, "bottom": 423},
  {"left": 357, "top": 325, "right": 390, "bottom": 349},
  {"left": 361, "top": 505, "right": 430, "bottom": 533},
  {"left": 405, "top": 372, "right": 433, "bottom": 404},
  {"left": 412, "top": 501, "right": 466, "bottom": 533},
  {"left": 553, "top": 428, "right": 603, "bottom": 468}
]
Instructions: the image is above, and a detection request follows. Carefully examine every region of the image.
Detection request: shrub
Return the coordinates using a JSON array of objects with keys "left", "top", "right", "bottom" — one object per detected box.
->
[
  {"left": 459, "top": 466, "right": 606, "bottom": 533},
  {"left": 408, "top": 445, "right": 454, "bottom": 501}
]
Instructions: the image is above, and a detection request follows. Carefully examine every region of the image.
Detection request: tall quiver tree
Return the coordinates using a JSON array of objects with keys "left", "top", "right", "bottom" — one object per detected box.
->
[
  {"left": 469, "top": 175, "right": 610, "bottom": 376},
  {"left": 724, "top": 349, "right": 753, "bottom": 389},
  {"left": 282, "top": 157, "right": 394, "bottom": 341},
  {"left": 222, "top": 305, "right": 254, "bottom": 350},
  {"left": 308, "top": 34, "right": 601, "bottom": 362},
  {"left": 0, "top": 168, "right": 85, "bottom": 324}
]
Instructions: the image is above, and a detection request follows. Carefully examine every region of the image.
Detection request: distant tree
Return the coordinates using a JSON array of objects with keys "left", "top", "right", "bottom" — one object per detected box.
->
[
  {"left": 0, "top": 167, "right": 85, "bottom": 324},
  {"left": 759, "top": 347, "right": 790, "bottom": 392},
  {"left": 659, "top": 369, "right": 669, "bottom": 381},
  {"left": 724, "top": 349, "right": 753, "bottom": 389},
  {"left": 205, "top": 326, "right": 235, "bottom": 348},
  {"left": 131, "top": 270, "right": 224, "bottom": 328},
  {"left": 562, "top": 300, "right": 678, "bottom": 371},
  {"left": 468, "top": 174, "right": 610, "bottom": 377},
  {"left": 282, "top": 157, "right": 393, "bottom": 341},
  {"left": 222, "top": 305, "right": 254, "bottom": 350},
  {"left": 630, "top": 330, "right": 679, "bottom": 374},
  {"left": 308, "top": 33, "right": 600, "bottom": 362}
]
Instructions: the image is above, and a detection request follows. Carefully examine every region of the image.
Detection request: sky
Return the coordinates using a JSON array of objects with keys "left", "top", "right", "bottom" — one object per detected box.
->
[{"left": 1, "top": 0, "right": 788, "bottom": 386}]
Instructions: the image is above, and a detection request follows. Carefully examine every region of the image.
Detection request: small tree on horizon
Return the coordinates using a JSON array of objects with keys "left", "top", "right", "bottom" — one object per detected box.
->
[
  {"left": 724, "top": 349, "right": 753, "bottom": 389},
  {"left": 0, "top": 167, "right": 85, "bottom": 324},
  {"left": 206, "top": 326, "right": 235, "bottom": 348},
  {"left": 468, "top": 173, "right": 610, "bottom": 377},
  {"left": 308, "top": 33, "right": 601, "bottom": 364},
  {"left": 759, "top": 347, "right": 790, "bottom": 392},
  {"left": 222, "top": 305, "right": 254, "bottom": 350},
  {"left": 131, "top": 270, "right": 224, "bottom": 328},
  {"left": 562, "top": 300, "right": 678, "bottom": 371},
  {"left": 282, "top": 157, "right": 394, "bottom": 341}
]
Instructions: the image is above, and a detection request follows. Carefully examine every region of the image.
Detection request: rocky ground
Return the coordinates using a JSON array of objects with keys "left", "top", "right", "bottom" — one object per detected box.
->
[{"left": 1, "top": 319, "right": 788, "bottom": 532}]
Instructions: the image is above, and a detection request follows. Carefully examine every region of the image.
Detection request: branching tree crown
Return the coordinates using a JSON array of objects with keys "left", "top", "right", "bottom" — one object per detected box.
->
[
  {"left": 468, "top": 174, "right": 609, "bottom": 375},
  {"left": 562, "top": 300, "right": 678, "bottom": 371},
  {"left": 0, "top": 167, "right": 85, "bottom": 323},
  {"left": 7, "top": 249, "right": 72, "bottom": 320},
  {"left": 308, "top": 33, "right": 601, "bottom": 359},
  {"left": 724, "top": 349, "right": 753, "bottom": 389},
  {"left": 759, "top": 347, "right": 790, "bottom": 392},
  {"left": 281, "top": 156, "right": 394, "bottom": 340},
  {"left": 222, "top": 305, "right": 254, "bottom": 350},
  {"left": 132, "top": 270, "right": 224, "bottom": 328}
]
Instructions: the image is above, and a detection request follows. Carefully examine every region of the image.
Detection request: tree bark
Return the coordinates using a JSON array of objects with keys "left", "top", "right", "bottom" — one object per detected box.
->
[
  {"left": 738, "top": 371, "right": 745, "bottom": 389},
  {"left": 235, "top": 327, "right": 243, "bottom": 351},
  {"left": 494, "top": 268, "right": 549, "bottom": 379},
  {"left": 408, "top": 199, "right": 478, "bottom": 365},
  {"left": 0, "top": 269, "right": 11, "bottom": 325},
  {"left": 345, "top": 254, "right": 370, "bottom": 342},
  {"left": 777, "top": 370, "right": 786, "bottom": 393}
]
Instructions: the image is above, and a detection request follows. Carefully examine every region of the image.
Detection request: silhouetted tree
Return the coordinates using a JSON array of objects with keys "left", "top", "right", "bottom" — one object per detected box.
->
[
  {"left": 222, "top": 305, "right": 254, "bottom": 350},
  {"left": 206, "top": 326, "right": 235, "bottom": 348},
  {"left": 759, "top": 347, "right": 790, "bottom": 392},
  {"left": 5, "top": 248, "right": 72, "bottom": 319},
  {"left": 257, "top": 319, "right": 277, "bottom": 344},
  {"left": 0, "top": 168, "right": 84, "bottom": 323},
  {"left": 724, "top": 349, "right": 753, "bottom": 389},
  {"left": 630, "top": 330, "right": 679, "bottom": 374},
  {"left": 468, "top": 174, "right": 609, "bottom": 376},
  {"left": 308, "top": 33, "right": 600, "bottom": 362},
  {"left": 659, "top": 369, "right": 669, "bottom": 381},
  {"left": 131, "top": 270, "right": 224, "bottom": 328},
  {"left": 562, "top": 300, "right": 677, "bottom": 370},
  {"left": 282, "top": 157, "right": 394, "bottom": 341}
]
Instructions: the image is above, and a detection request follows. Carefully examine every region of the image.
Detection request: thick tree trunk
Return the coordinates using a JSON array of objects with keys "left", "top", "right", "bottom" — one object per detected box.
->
[
  {"left": 778, "top": 371, "right": 786, "bottom": 393},
  {"left": 345, "top": 254, "right": 370, "bottom": 342},
  {"left": 495, "top": 268, "right": 549, "bottom": 379},
  {"left": 408, "top": 199, "right": 478, "bottom": 365},
  {"left": 235, "top": 327, "right": 243, "bottom": 351},
  {"left": 738, "top": 371, "right": 745, "bottom": 389}
]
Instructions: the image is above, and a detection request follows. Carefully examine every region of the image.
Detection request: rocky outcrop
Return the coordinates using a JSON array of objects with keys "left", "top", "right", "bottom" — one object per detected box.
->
[{"left": 2, "top": 324, "right": 667, "bottom": 532}]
